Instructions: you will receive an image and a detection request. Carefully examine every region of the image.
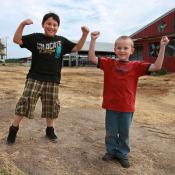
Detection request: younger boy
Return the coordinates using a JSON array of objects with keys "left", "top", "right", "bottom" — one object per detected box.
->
[
  {"left": 88, "top": 31, "right": 169, "bottom": 168},
  {"left": 7, "top": 12, "right": 89, "bottom": 144}
]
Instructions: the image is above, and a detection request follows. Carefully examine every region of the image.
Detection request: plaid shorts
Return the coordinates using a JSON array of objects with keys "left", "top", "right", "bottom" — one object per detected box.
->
[{"left": 15, "top": 78, "right": 60, "bottom": 119}]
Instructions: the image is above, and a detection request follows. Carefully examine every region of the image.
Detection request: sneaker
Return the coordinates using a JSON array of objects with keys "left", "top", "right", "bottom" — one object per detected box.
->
[
  {"left": 117, "top": 158, "right": 130, "bottom": 168},
  {"left": 102, "top": 153, "right": 116, "bottom": 161},
  {"left": 7, "top": 125, "right": 19, "bottom": 144},
  {"left": 46, "top": 127, "right": 57, "bottom": 142}
]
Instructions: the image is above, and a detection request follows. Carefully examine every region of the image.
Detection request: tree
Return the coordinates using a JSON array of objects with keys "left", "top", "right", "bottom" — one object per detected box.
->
[{"left": 0, "top": 39, "right": 6, "bottom": 61}]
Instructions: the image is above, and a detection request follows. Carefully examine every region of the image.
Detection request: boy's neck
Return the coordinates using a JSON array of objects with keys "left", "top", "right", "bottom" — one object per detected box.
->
[
  {"left": 43, "top": 33, "right": 56, "bottom": 38},
  {"left": 117, "top": 58, "right": 129, "bottom": 62}
]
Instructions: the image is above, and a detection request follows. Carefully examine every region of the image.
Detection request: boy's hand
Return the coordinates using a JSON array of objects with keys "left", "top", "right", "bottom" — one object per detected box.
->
[
  {"left": 22, "top": 19, "right": 33, "bottom": 26},
  {"left": 81, "top": 26, "right": 89, "bottom": 35},
  {"left": 91, "top": 31, "right": 100, "bottom": 40},
  {"left": 160, "top": 36, "right": 169, "bottom": 46}
]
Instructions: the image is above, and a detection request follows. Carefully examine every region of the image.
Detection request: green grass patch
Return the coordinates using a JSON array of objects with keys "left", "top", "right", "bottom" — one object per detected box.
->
[{"left": 151, "top": 68, "right": 167, "bottom": 76}]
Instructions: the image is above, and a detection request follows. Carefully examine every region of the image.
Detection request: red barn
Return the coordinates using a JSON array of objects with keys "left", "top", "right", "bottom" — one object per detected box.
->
[{"left": 131, "top": 8, "right": 175, "bottom": 72}]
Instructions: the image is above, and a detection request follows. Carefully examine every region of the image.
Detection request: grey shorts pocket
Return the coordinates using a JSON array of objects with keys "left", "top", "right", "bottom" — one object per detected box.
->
[
  {"left": 15, "top": 97, "right": 30, "bottom": 118},
  {"left": 53, "top": 100, "right": 60, "bottom": 118}
]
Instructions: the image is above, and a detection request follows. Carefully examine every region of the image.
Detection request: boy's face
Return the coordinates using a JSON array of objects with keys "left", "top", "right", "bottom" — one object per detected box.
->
[
  {"left": 42, "top": 17, "right": 59, "bottom": 37},
  {"left": 114, "top": 39, "right": 134, "bottom": 61}
]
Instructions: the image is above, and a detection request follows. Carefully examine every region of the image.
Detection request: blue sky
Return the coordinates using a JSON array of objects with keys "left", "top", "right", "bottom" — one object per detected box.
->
[{"left": 0, "top": 0, "right": 175, "bottom": 58}]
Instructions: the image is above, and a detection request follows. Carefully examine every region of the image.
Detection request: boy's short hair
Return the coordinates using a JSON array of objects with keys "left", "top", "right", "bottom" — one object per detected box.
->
[
  {"left": 42, "top": 12, "right": 60, "bottom": 26},
  {"left": 115, "top": 36, "right": 134, "bottom": 48}
]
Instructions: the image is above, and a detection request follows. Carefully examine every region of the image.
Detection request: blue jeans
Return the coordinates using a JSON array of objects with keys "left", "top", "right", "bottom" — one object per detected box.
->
[{"left": 105, "top": 110, "right": 133, "bottom": 159}]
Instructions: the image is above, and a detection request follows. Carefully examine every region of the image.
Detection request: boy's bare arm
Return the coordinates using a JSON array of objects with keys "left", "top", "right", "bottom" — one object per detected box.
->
[
  {"left": 71, "top": 26, "right": 89, "bottom": 52},
  {"left": 13, "top": 19, "right": 33, "bottom": 45},
  {"left": 88, "top": 31, "right": 100, "bottom": 64},
  {"left": 149, "top": 36, "right": 169, "bottom": 72}
]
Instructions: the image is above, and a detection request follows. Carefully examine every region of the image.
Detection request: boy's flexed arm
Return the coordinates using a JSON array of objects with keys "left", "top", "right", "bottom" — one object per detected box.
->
[
  {"left": 13, "top": 19, "right": 33, "bottom": 45},
  {"left": 88, "top": 31, "right": 100, "bottom": 64},
  {"left": 71, "top": 26, "right": 89, "bottom": 52},
  {"left": 149, "top": 36, "right": 169, "bottom": 72}
]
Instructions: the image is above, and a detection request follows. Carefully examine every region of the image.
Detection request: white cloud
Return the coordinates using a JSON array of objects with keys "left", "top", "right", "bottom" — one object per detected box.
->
[{"left": 0, "top": 0, "right": 174, "bottom": 58}]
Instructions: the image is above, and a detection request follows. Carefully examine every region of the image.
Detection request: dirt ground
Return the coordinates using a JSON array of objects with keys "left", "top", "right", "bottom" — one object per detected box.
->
[{"left": 0, "top": 65, "right": 175, "bottom": 175}]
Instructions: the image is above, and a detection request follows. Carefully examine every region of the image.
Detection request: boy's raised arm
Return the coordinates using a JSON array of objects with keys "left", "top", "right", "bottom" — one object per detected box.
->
[
  {"left": 149, "top": 36, "right": 169, "bottom": 72},
  {"left": 71, "top": 26, "right": 89, "bottom": 52},
  {"left": 13, "top": 19, "right": 33, "bottom": 45},
  {"left": 88, "top": 31, "right": 100, "bottom": 64}
]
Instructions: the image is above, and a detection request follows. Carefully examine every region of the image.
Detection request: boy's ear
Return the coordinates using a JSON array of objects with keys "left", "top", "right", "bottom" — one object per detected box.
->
[{"left": 131, "top": 48, "right": 135, "bottom": 54}]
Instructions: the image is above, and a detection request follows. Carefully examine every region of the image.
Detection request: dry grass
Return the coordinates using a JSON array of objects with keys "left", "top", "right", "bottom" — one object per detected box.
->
[{"left": 0, "top": 153, "right": 25, "bottom": 175}]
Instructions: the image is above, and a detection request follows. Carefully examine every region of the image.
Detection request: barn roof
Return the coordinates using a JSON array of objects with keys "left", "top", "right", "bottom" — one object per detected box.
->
[
  {"left": 73, "top": 41, "right": 114, "bottom": 53},
  {"left": 130, "top": 8, "right": 175, "bottom": 38}
]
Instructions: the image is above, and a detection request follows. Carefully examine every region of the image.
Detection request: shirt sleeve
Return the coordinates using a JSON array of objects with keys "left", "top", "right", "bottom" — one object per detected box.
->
[
  {"left": 20, "top": 33, "right": 37, "bottom": 52},
  {"left": 134, "top": 61, "right": 151, "bottom": 77},
  {"left": 61, "top": 37, "right": 76, "bottom": 55},
  {"left": 97, "top": 57, "right": 112, "bottom": 71}
]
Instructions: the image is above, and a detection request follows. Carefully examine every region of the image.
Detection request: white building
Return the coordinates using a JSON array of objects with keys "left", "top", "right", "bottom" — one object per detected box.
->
[{"left": 63, "top": 41, "right": 115, "bottom": 66}]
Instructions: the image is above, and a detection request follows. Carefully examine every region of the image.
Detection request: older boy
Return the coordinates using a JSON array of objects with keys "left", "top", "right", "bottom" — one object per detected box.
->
[{"left": 7, "top": 12, "right": 89, "bottom": 144}]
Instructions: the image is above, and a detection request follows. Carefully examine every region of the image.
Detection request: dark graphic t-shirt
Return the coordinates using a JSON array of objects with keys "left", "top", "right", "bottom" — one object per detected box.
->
[{"left": 20, "top": 33, "right": 76, "bottom": 83}]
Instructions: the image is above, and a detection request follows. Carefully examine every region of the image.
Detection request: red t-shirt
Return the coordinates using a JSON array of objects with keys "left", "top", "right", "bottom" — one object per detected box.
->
[{"left": 98, "top": 57, "right": 151, "bottom": 112}]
